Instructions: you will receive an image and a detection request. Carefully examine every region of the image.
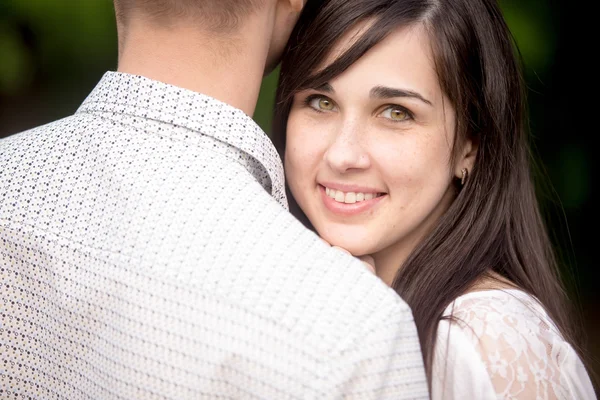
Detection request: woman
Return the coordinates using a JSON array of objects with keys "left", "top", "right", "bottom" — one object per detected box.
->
[{"left": 273, "top": 0, "right": 596, "bottom": 398}]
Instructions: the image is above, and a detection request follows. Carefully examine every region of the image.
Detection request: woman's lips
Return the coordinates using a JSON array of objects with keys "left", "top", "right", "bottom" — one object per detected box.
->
[{"left": 319, "top": 185, "right": 386, "bottom": 216}]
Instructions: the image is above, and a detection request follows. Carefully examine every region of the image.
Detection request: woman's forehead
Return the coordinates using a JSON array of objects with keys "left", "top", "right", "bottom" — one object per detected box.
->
[{"left": 320, "top": 24, "right": 440, "bottom": 103}]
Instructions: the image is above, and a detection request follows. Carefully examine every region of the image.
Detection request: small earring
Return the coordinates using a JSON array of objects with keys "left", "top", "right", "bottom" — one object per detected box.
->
[{"left": 461, "top": 168, "right": 468, "bottom": 186}]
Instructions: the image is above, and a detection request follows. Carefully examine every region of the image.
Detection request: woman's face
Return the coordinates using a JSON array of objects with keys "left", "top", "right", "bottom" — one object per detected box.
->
[{"left": 285, "top": 24, "right": 473, "bottom": 283}]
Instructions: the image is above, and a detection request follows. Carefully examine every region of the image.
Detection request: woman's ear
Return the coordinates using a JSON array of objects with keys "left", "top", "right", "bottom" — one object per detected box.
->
[{"left": 455, "top": 135, "right": 478, "bottom": 179}]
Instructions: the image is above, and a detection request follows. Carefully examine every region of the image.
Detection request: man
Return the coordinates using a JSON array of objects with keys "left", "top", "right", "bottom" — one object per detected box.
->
[{"left": 0, "top": 1, "right": 427, "bottom": 398}]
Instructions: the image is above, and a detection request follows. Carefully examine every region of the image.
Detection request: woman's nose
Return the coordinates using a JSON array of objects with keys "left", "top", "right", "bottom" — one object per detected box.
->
[{"left": 323, "top": 124, "right": 371, "bottom": 173}]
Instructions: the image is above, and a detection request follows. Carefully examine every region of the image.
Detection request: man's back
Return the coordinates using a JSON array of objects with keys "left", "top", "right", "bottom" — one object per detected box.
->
[{"left": 0, "top": 73, "right": 427, "bottom": 399}]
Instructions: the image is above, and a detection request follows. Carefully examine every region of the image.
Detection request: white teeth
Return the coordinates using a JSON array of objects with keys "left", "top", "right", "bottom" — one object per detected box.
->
[
  {"left": 344, "top": 192, "right": 356, "bottom": 204},
  {"left": 324, "top": 187, "right": 381, "bottom": 203}
]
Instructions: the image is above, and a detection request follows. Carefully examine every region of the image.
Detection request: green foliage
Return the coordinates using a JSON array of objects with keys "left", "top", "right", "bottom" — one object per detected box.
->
[
  {"left": 555, "top": 145, "right": 591, "bottom": 209},
  {"left": 255, "top": 68, "right": 280, "bottom": 136},
  {"left": 0, "top": 25, "right": 33, "bottom": 94},
  {"left": 501, "top": 0, "right": 556, "bottom": 72},
  {"left": 3, "top": 0, "right": 117, "bottom": 76}
]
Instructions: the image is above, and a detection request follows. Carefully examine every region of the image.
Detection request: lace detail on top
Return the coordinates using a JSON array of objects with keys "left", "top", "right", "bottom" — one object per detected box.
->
[{"left": 440, "top": 290, "right": 593, "bottom": 400}]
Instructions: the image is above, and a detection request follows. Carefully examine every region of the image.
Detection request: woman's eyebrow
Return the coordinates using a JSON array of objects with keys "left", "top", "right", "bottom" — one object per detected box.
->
[
  {"left": 312, "top": 82, "right": 334, "bottom": 93},
  {"left": 370, "top": 85, "right": 433, "bottom": 106}
]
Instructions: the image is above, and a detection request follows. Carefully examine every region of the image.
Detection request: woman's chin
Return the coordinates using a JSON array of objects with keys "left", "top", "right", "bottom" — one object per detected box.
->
[{"left": 320, "top": 234, "right": 376, "bottom": 257}]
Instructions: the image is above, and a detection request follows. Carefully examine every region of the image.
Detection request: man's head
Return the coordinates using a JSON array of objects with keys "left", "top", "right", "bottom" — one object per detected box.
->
[
  {"left": 114, "top": 0, "right": 262, "bottom": 32},
  {"left": 114, "top": 0, "right": 305, "bottom": 72}
]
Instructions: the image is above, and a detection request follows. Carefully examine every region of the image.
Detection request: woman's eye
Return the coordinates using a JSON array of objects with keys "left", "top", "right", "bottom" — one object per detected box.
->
[
  {"left": 308, "top": 96, "right": 336, "bottom": 111},
  {"left": 380, "top": 106, "right": 411, "bottom": 121}
]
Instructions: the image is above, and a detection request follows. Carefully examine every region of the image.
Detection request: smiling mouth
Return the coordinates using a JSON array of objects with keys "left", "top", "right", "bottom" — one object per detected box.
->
[{"left": 323, "top": 186, "right": 385, "bottom": 204}]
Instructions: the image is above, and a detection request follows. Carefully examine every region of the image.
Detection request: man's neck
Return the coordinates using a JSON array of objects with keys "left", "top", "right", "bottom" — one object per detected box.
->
[{"left": 117, "top": 18, "right": 272, "bottom": 116}]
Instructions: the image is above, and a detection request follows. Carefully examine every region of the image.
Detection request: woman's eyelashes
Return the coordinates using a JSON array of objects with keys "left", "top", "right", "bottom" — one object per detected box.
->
[
  {"left": 377, "top": 105, "right": 413, "bottom": 122},
  {"left": 304, "top": 94, "right": 337, "bottom": 113},
  {"left": 302, "top": 94, "right": 414, "bottom": 123}
]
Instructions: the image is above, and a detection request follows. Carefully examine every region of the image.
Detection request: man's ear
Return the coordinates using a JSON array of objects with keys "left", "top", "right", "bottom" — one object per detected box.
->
[{"left": 287, "top": 0, "right": 305, "bottom": 13}]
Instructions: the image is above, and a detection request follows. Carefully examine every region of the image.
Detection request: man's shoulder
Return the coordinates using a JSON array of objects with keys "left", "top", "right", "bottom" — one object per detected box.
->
[
  {"left": 0, "top": 112, "right": 103, "bottom": 155},
  {"left": 222, "top": 186, "right": 415, "bottom": 352}
]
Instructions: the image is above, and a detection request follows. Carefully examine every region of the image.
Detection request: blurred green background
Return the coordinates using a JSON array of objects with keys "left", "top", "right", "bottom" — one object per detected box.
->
[{"left": 0, "top": 0, "right": 597, "bottom": 383}]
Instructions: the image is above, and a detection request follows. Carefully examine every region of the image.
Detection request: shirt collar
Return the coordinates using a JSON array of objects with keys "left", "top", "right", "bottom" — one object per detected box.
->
[{"left": 77, "top": 71, "right": 287, "bottom": 208}]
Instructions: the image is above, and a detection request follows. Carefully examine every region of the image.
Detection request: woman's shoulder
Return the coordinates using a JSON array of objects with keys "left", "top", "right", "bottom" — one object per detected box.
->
[
  {"left": 444, "top": 289, "right": 554, "bottom": 335},
  {"left": 432, "top": 289, "right": 596, "bottom": 400}
]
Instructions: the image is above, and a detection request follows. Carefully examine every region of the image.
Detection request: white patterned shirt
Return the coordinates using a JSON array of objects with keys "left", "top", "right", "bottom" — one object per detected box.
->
[{"left": 0, "top": 72, "right": 428, "bottom": 399}]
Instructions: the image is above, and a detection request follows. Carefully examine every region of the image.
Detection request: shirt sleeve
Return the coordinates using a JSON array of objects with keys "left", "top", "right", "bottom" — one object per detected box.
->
[
  {"left": 324, "top": 288, "right": 430, "bottom": 399},
  {"left": 432, "top": 318, "right": 497, "bottom": 399}
]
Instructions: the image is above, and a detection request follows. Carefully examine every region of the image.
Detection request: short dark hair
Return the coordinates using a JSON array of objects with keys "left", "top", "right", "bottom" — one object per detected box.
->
[{"left": 115, "top": 0, "right": 263, "bottom": 31}]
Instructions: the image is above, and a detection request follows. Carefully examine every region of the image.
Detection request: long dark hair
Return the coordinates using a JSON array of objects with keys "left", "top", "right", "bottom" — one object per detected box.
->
[{"left": 273, "top": 0, "right": 586, "bottom": 385}]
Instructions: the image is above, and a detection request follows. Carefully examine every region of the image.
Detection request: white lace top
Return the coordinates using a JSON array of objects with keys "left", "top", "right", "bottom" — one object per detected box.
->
[{"left": 432, "top": 290, "right": 596, "bottom": 399}]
